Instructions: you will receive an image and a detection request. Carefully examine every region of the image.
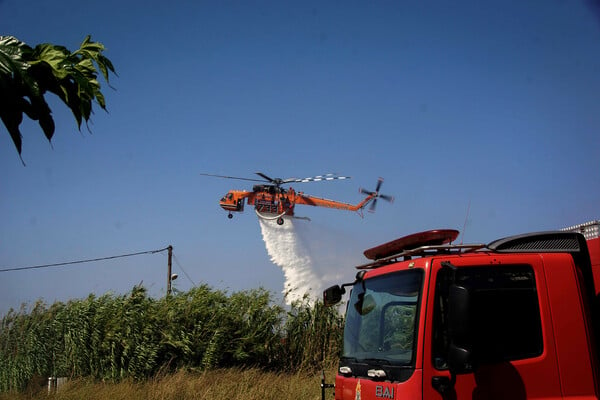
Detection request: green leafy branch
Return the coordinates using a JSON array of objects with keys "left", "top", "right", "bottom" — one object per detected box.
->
[{"left": 0, "top": 35, "right": 116, "bottom": 161}]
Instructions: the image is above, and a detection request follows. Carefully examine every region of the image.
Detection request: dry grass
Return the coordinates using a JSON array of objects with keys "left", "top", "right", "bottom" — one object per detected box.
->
[{"left": 0, "top": 367, "right": 337, "bottom": 400}]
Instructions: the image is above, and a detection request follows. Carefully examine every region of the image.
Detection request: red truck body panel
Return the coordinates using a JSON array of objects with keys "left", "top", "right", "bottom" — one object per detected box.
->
[
  {"left": 544, "top": 254, "right": 598, "bottom": 397},
  {"left": 329, "top": 221, "right": 600, "bottom": 400},
  {"left": 422, "top": 254, "right": 564, "bottom": 400},
  {"left": 335, "top": 372, "right": 423, "bottom": 400}
]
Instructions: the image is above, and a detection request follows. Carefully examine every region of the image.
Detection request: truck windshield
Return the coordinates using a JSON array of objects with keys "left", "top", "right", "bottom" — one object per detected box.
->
[{"left": 343, "top": 269, "right": 423, "bottom": 367}]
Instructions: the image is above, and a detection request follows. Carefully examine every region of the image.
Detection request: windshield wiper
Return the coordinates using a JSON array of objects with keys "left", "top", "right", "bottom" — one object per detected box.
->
[
  {"left": 340, "top": 356, "right": 390, "bottom": 366},
  {"left": 361, "top": 358, "right": 392, "bottom": 365},
  {"left": 343, "top": 356, "right": 413, "bottom": 368}
]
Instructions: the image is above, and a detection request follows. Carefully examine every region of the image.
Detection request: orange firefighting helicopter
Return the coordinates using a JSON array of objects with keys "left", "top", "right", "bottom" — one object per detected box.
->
[{"left": 201, "top": 172, "right": 394, "bottom": 225}]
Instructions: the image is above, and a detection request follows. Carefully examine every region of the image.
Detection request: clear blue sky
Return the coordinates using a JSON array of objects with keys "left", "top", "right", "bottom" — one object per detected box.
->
[{"left": 1, "top": 0, "right": 599, "bottom": 315}]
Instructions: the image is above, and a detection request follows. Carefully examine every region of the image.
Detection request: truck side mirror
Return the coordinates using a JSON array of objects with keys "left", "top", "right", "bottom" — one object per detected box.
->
[
  {"left": 448, "top": 285, "right": 470, "bottom": 340},
  {"left": 447, "top": 284, "right": 473, "bottom": 374},
  {"left": 447, "top": 344, "right": 472, "bottom": 374},
  {"left": 323, "top": 285, "right": 345, "bottom": 306}
]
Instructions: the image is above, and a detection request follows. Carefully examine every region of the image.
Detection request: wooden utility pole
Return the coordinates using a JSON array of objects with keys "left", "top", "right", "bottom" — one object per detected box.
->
[{"left": 167, "top": 245, "right": 173, "bottom": 295}]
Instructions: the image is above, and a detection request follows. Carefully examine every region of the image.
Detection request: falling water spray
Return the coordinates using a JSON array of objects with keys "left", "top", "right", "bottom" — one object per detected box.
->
[
  {"left": 258, "top": 217, "right": 321, "bottom": 303},
  {"left": 258, "top": 216, "right": 362, "bottom": 304}
]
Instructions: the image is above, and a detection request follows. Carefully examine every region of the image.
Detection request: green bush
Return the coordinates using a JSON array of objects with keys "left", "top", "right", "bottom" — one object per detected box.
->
[{"left": 0, "top": 285, "right": 343, "bottom": 393}]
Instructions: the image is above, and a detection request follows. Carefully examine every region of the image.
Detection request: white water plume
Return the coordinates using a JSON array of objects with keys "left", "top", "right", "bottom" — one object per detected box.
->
[
  {"left": 258, "top": 217, "right": 319, "bottom": 303},
  {"left": 258, "top": 216, "right": 363, "bottom": 304}
]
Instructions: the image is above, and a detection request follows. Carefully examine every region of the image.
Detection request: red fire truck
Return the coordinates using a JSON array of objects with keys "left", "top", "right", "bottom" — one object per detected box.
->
[{"left": 323, "top": 220, "right": 600, "bottom": 400}]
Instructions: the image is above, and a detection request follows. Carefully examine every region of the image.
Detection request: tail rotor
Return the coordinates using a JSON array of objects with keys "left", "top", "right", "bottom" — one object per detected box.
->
[{"left": 360, "top": 177, "right": 394, "bottom": 212}]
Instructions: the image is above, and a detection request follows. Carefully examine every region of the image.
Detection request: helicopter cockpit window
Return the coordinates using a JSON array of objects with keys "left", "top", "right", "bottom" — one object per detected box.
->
[{"left": 221, "top": 193, "right": 234, "bottom": 202}]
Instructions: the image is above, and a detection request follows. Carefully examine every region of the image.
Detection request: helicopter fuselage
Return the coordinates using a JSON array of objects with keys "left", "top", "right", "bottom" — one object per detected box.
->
[
  {"left": 219, "top": 186, "right": 296, "bottom": 217},
  {"left": 206, "top": 172, "right": 392, "bottom": 225}
]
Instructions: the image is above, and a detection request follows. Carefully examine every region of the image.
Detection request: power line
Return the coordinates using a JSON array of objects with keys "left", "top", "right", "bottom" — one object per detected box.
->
[
  {"left": 172, "top": 253, "right": 196, "bottom": 287},
  {"left": 0, "top": 247, "right": 171, "bottom": 273}
]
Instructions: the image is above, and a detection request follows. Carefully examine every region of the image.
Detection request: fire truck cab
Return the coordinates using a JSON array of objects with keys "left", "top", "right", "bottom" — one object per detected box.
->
[{"left": 324, "top": 220, "right": 600, "bottom": 400}]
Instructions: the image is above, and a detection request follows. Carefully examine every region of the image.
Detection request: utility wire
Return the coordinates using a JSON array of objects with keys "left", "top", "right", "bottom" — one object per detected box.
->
[
  {"left": 172, "top": 253, "right": 196, "bottom": 287},
  {"left": 0, "top": 247, "right": 171, "bottom": 273}
]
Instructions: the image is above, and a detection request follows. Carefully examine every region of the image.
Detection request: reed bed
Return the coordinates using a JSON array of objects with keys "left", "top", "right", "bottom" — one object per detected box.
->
[{"left": 0, "top": 285, "right": 343, "bottom": 395}]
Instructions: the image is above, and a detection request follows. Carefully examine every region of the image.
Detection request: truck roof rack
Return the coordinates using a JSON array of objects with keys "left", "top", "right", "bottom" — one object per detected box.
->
[
  {"left": 357, "top": 229, "right": 486, "bottom": 269},
  {"left": 363, "top": 229, "right": 461, "bottom": 260},
  {"left": 357, "top": 230, "right": 591, "bottom": 271},
  {"left": 356, "top": 243, "right": 486, "bottom": 270}
]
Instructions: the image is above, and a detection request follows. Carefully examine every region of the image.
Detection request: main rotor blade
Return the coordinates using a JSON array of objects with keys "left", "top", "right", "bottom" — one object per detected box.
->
[
  {"left": 255, "top": 172, "right": 276, "bottom": 183},
  {"left": 284, "top": 174, "right": 352, "bottom": 183},
  {"left": 200, "top": 173, "right": 266, "bottom": 183}
]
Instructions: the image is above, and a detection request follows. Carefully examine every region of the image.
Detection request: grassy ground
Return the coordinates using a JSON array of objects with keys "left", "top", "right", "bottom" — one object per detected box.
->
[{"left": 0, "top": 367, "right": 338, "bottom": 400}]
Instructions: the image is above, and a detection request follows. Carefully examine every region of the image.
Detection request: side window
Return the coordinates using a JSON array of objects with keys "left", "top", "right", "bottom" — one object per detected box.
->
[{"left": 432, "top": 264, "right": 543, "bottom": 369}]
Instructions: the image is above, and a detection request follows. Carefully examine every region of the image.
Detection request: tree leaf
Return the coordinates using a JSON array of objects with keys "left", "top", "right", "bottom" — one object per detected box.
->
[{"left": 0, "top": 35, "right": 116, "bottom": 157}]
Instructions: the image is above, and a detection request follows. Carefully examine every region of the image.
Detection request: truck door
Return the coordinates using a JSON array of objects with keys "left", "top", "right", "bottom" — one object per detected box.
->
[{"left": 422, "top": 255, "right": 561, "bottom": 400}]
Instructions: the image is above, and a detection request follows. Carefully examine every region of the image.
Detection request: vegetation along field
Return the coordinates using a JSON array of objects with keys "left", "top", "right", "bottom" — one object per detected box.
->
[{"left": 0, "top": 285, "right": 343, "bottom": 399}]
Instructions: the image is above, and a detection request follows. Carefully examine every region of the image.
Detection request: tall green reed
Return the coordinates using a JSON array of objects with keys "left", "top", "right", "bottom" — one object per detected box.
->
[{"left": 0, "top": 284, "right": 343, "bottom": 393}]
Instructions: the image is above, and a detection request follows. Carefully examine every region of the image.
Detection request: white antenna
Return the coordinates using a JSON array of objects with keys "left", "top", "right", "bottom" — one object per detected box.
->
[{"left": 460, "top": 199, "right": 471, "bottom": 244}]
